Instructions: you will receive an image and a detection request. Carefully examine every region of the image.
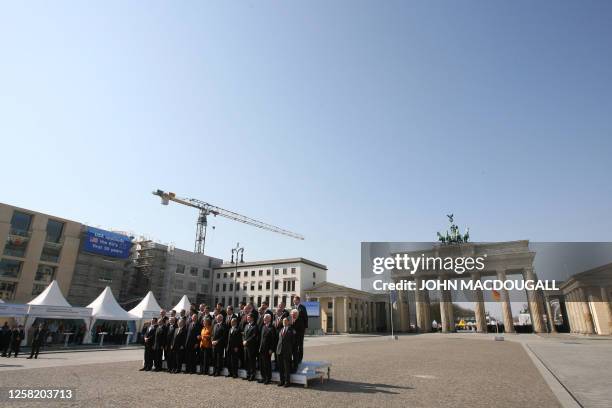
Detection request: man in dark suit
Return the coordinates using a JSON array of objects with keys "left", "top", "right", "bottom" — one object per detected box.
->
[
  {"left": 211, "top": 314, "right": 227, "bottom": 376},
  {"left": 242, "top": 313, "right": 259, "bottom": 381},
  {"left": 292, "top": 296, "right": 308, "bottom": 369},
  {"left": 27, "top": 323, "right": 47, "bottom": 359},
  {"left": 273, "top": 302, "right": 289, "bottom": 330},
  {"left": 171, "top": 319, "right": 186, "bottom": 373},
  {"left": 257, "top": 301, "right": 274, "bottom": 329},
  {"left": 7, "top": 325, "right": 24, "bottom": 358},
  {"left": 140, "top": 318, "right": 157, "bottom": 371},
  {"left": 226, "top": 317, "right": 242, "bottom": 378},
  {"left": 184, "top": 314, "right": 200, "bottom": 374},
  {"left": 1, "top": 322, "right": 10, "bottom": 357},
  {"left": 153, "top": 316, "right": 168, "bottom": 371},
  {"left": 215, "top": 303, "right": 227, "bottom": 319},
  {"left": 225, "top": 305, "right": 238, "bottom": 327},
  {"left": 276, "top": 317, "right": 295, "bottom": 387},
  {"left": 165, "top": 317, "right": 177, "bottom": 372},
  {"left": 258, "top": 314, "right": 276, "bottom": 384}
]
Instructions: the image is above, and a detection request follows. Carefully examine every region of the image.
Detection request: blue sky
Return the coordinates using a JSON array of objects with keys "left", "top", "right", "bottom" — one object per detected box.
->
[{"left": 1, "top": 1, "right": 611, "bottom": 289}]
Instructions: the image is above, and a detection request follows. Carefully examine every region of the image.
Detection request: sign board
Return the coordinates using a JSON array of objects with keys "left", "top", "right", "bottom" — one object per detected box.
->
[
  {"left": 303, "top": 301, "right": 320, "bottom": 317},
  {"left": 27, "top": 305, "right": 92, "bottom": 319},
  {"left": 83, "top": 227, "right": 132, "bottom": 259},
  {"left": 0, "top": 303, "right": 28, "bottom": 317}
]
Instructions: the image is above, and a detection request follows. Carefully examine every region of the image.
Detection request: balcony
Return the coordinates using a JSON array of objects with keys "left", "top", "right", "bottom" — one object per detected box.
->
[
  {"left": 8, "top": 228, "right": 31, "bottom": 239},
  {"left": 44, "top": 235, "right": 64, "bottom": 250}
]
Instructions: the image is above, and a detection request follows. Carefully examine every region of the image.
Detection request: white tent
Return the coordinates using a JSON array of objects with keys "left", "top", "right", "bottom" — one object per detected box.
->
[
  {"left": 87, "top": 287, "right": 134, "bottom": 321},
  {"left": 24, "top": 280, "right": 92, "bottom": 345},
  {"left": 128, "top": 291, "right": 162, "bottom": 319},
  {"left": 172, "top": 295, "right": 191, "bottom": 313},
  {"left": 0, "top": 298, "right": 4, "bottom": 303}
]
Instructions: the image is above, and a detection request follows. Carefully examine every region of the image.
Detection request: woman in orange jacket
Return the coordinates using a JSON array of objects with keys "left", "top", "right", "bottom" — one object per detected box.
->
[{"left": 198, "top": 318, "right": 213, "bottom": 375}]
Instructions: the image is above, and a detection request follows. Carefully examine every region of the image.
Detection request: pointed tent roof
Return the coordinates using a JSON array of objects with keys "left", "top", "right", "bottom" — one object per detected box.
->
[
  {"left": 128, "top": 291, "right": 162, "bottom": 319},
  {"left": 87, "top": 287, "right": 134, "bottom": 320},
  {"left": 172, "top": 295, "right": 191, "bottom": 313},
  {"left": 28, "top": 280, "right": 71, "bottom": 307}
]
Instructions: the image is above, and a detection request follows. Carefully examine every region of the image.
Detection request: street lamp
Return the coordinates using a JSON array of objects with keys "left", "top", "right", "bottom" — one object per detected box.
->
[{"left": 230, "top": 242, "right": 244, "bottom": 307}]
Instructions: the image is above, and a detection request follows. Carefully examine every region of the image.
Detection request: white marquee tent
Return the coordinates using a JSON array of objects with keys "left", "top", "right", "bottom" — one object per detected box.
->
[
  {"left": 86, "top": 287, "right": 136, "bottom": 344},
  {"left": 172, "top": 295, "right": 191, "bottom": 313},
  {"left": 24, "top": 280, "right": 92, "bottom": 345},
  {"left": 129, "top": 291, "right": 162, "bottom": 332}
]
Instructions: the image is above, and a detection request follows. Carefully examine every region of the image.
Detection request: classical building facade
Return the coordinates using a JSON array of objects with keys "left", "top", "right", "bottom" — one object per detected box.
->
[
  {"left": 305, "top": 282, "right": 388, "bottom": 333},
  {"left": 557, "top": 263, "right": 612, "bottom": 335},
  {"left": 212, "top": 258, "right": 327, "bottom": 308}
]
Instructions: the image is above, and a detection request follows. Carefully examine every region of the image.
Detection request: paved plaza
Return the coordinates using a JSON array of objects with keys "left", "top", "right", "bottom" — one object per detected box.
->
[{"left": 0, "top": 333, "right": 610, "bottom": 407}]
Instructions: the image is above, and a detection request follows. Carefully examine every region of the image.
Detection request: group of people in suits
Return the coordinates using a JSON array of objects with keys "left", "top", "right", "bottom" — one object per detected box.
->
[
  {"left": 140, "top": 295, "right": 309, "bottom": 387},
  {"left": 1, "top": 322, "right": 25, "bottom": 358}
]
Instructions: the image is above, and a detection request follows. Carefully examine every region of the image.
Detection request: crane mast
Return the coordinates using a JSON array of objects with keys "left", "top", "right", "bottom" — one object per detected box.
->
[{"left": 153, "top": 189, "right": 304, "bottom": 254}]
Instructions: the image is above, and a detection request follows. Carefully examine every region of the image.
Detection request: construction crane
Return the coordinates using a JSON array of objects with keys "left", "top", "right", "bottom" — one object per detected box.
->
[{"left": 153, "top": 189, "right": 304, "bottom": 254}]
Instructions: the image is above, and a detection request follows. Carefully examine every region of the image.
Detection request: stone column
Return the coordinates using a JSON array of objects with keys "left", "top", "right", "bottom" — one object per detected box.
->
[
  {"left": 440, "top": 277, "right": 450, "bottom": 333},
  {"left": 415, "top": 276, "right": 425, "bottom": 332},
  {"left": 471, "top": 272, "right": 487, "bottom": 333},
  {"left": 332, "top": 296, "right": 336, "bottom": 333},
  {"left": 423, "top": 287, "right": 432, "bottom": 332},
  {"left": 397, "top": 282, "right": 408, "bottom": 332},
  {"left": 384, "top": 300, "right": 390, "bottom": 332},
  {"left": 601, "top": 287, "right": 612, "bottom": 335},
  {"left": 524, "top": 268, "right": 545, "bottom": 333},
  {"left": 344, "top": 296, "right": 349, "bottom": 333},
  {"left": 497, "top": 269, "right": 515, "bottom": 333},
  {"left": 578, "top": 288, "right": 595, "bottom": 334},
  {"left": 544, "top": 296, "right": 557, "bottom": 333}
]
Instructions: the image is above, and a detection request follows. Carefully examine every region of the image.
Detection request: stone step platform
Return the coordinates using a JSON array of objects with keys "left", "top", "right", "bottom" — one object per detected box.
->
[{"left": 161, "top": 361, "right": 332, "bottom": 388}]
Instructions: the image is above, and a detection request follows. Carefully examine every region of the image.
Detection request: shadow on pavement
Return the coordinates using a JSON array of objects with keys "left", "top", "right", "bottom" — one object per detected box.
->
[{"left": 318, "top": 379, "right": 413, "bottom": 394}]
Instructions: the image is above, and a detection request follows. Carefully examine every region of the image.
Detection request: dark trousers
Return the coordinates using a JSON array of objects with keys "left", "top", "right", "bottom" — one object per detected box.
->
[
  {"left": 8, "top": 343, "right": 20, "bottom": 357},
  {"left": 227, "top": 348, "right": 240, "bottom": 376},
  {"left": 1, "top": 340, "right": 8, "bottom": 356},
  {"left": 213, "top": 346, "right": 224, "bottom": 374},
  {"left": 154, "top": 348, "right": 163, "bottom": 369},
  {"left": 29, "top": 341, "right": 42, "bottom": 358},
  {"left": 174, "top": 348, "right": 185, "bottom": 372},
  {"left": 278, "top": 352, "right": 292, "bottom": 384},
  {"left": 144, "top": 346, "right": 154, "bottom": 369},
  {"left": 259, "top": 351, "right": 272, "bottom": 381},
  {"left": 185, "top": 347, "right": 197, "bottom": 373},
  {"left": 293, "top": 331, "right": 305, "bottom": 370},
  {"left": 245, "top": 347, "right": 257, "bottom": 379},
  {"left": 165, "top": 347, "right": 174, "bottom": 371},
  {"left": 200, "top": 347, "right": 212, "bottom": 374}
]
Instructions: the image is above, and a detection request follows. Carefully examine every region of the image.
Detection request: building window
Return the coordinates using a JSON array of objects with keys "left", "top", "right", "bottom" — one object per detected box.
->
[
  {"left": 258, "top": 282, "right": 263, "bottom": 291},
  {"left": 190, "top": 267, "right": 198, "bottom": 276},
  {"left": 250, "top": 282, "right": 255, "bottom": 291},
  {"left": 98, "top": 268, "right": 112, "bottom": 283},
  {"left": 215, "top": 283, "right": 220, "bottom": 292},
  {"left": 291, "top": 281, "right": 296, "bottom": 291},
  {"left": 32, "top": 283, "right": 46, "bottom": 296},
  {"left": 229, "top": 283, "right": 233, "bottom": 292},
  {"left": 175, "top": 279, "right": 183, "bottom": 289},
  {"left": 237, "top": 271, "right": 241, "bottom": 278},
  {"left": 0, "top": 259, "right": 22, "bottom": 278},
  {"left": 216, "top": 273, "right": 220, "bottom": 279},
  {"left": 274, "top": 295, "right": 278, "bottom": 306},
  {"left": 3, "top": 237, "right": 28, "bottom": 258},
  {"left": 259, "top": 270, "right": 263, "bottom": 276},
  {"left": 283, "top": 281, "right": 287, "bottom": 292},
  {"left": 274, "top": 269, "right": 279, "bottom": 275},
  {"left": 201, "top": 284, "right": 208, "bottom": 293},
  {"left": 230, "top": 272, "right": 234, "bottom": 278},
  {"left": 202, "top": 269, "right": 210, "bottom": 279},
  {"left": 0, "top": 281, "right": 18, "bottom": 301},
  {"left": 35, "top": 264, "right": 56, "bottom": 284},
  {"left": 251, "top": 270, "right": 255, "bottom": 277},
  {"left": 242, "top": 296, "right": 247, "bottom": 304},
  {"left": 328, "top": 302, "right": 333, "bottom": 309},
  {"left": 257, "top": 296, "right": 262, "bottom": 306},
  {"left": 243, "top": 282, "right": 248, "bottom": 291},
  {"left": 274, "top": 281, "right": 279, "bottom": 290},
  {"left": 282, "top": 295, "right": 287, "bottom": 305},
  {"left": 265, "top": 281, "right": 270, "bottom": 290},
  {"left": 222, "top": 283, "right": 227, "bottom": 292},
  {"left": 224, "top": 272, "right": 228, "bottom": 279},
  {"left": 46, "top": 219, "right": 64, "bottom": 243},
  {"left": 215, "top": 297, "right": 219, "bottom": 305},
  {"left": 313, "top": 282, "right": 316, "bottom": 286},
  {"left": 283, "top": 268, "right": 287, "bottom": 275},
  {"left": 313, "top": 272, "right": 316, "bottom": 278},
  {"left": 10, "top": 211, "right": 33, "bottom": 235},
  {"left": 40, "top": 246, "right": 61, "bottom": 263},
  {"left": 176, "top": 264, "right": 185, "bottom": 274},
  {"left": 266, "top": 269, "right": 271, "bottom": 276},
  {"left": 249, "top": 296, "right": 254, "bottom": 304},
  {"left": 291, "top": 267, "right": 296, "bottom": 274},
  {"left": 187, "top": 281, "right": 196, "bottom": 291}
]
